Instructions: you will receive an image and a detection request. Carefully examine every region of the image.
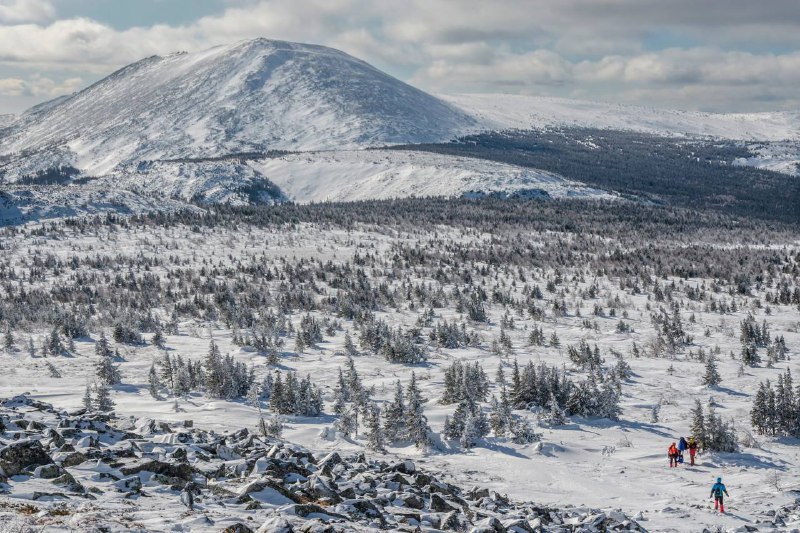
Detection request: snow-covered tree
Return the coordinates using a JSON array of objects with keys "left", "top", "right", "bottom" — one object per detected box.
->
[
  {"left": 82, "top": 383, "right": 93, "bottom": 412},
  {"left": 148, "top": 364, "right": 161, "bottom": 398},
  {"left": 703, "top": 353, "right": 721, "bottom": 386},
  {"left": 364, "top": 403, "right": 385, "bottom": 452},
  {"left": 2, "top": 329, "right": 15, "bottom": 351},
  {"left": 510, "top": 417, "right": 542, "bottom": 444},
  {"left": 46, "top": 328, "right": 64, "bottom": 357},
  {"left": 95, "top": 337, "right": 121, "bottom": 386},
  {"left": 383, "top": 380, "right": 406, "bottom": 443},
  {"left": 93, "top": 382, "right": 115, "bottom": 412},
  {"left": 336, "top": 405, "right": 358, "bottom": 437},
  {"left": 405, "top": 372, "right": 431, "bottom": 449}
]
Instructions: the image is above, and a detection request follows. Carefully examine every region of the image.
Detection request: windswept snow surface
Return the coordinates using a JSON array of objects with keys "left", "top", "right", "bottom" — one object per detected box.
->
[
  {"left": 445, "top": 93, "right": 800, "bottom": 141},
  {"left": 250, "top": 150, "right": 616, "bottom": 203}
]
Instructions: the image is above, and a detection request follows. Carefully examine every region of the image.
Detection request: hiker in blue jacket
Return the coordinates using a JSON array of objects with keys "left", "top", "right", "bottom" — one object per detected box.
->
[
  {"left": 710, "top": 477, "right": 729, "bottom": 513},
  {"left": 677, "top": 436, "right": 688, "bottom": 463}
]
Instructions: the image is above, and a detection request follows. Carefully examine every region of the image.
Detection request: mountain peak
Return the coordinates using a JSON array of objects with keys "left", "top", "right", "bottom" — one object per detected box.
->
[{"left": 0, "top": 38, "right": 475, "bottom": 178}]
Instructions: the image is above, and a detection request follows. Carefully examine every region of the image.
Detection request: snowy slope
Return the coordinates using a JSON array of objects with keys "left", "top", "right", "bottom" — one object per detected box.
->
[
  {"left": 0, "top": 39, "right": 475, "bottom": 180},
  {"left": 445, "top": 93, "right": 800, "bottom": 141},
  {"left": 0, "top": 219, "right": 799, "bottom": 531},
  {"left": 249, "top": 150, "right": 616, "bottom": 203}
]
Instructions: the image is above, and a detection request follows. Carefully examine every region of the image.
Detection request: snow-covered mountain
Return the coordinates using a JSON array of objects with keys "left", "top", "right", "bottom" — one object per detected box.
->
[
  {"left": 0, "top": 38, "right": 475, "bottom": 179},
  {"left": 1, "top": 38, "right": 799, "bottom": 222}
]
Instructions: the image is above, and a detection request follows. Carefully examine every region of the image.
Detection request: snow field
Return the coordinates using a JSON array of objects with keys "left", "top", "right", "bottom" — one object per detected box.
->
[{"left": 0, "top": 217, "right": 798, "bottom": 531}]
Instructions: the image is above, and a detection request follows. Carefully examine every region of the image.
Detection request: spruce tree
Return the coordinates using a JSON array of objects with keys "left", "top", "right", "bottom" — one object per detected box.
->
[
  {"left": 751, "top": 381, "right": 768, "bottom": 435},
  {"left": 152, "top": 330, "right": 166, "bottom": 349},
  {"left": 336, "top": 405, "right": 358, "bottom": 437},
  {"left": 95, "top": 349, "right": 121, "bottom": 385},
  {"left": 47, "top": 328, "right": 64, "bottom": 357},
  {"left": 3, "top": 329, "right": 14, "bottom": 351},
  {"left": 691, "top": 399, "right": 707, "bottom": 449},
  {"left": 332, "top": 368, "right": 349, "bottom": 414},
  {"left": 547, "top": 391, "right": 567, "bottom": 426},
  {"left": 510, "top": 359, "right": 522, "bottom": 407},
  {"left": 95, "top": 332, "right": 112, "bottom": 358},
  {"left": 159, "top": 352, "right": 175, "bottom": 392},
  {"left": 742, "top": 344, "right": 760, "bottom": 367},
  {"left": 344, "top": 331, "right": 358, "bottom": 357},
  {"left": 495, "top": 363, "right": 506, "bottom": 387},
  {"left": 83, "top": 383, "right": 94, "bottom": 412},
  {"left": 364, "top": 403, "right": 385, "bottom": 452},
  {"left": 703, "top": 353, "right": 721, "bottom": 387},
  {"left": 460, "top": 412, "right": 478, "bottom": 449},
  {"left": 269, "top": 371, "right": 284, "bottom": 413},
  {"left": 405, "top": 372, "right": 431, "bottom": 449},
  {"left": 266, "top": 346, "right": 280, "bottom": 367},
  {"left": 94, "top": 382, "right": 114, "bottom": 412},
  {"left": 510, "top": 417, "right": 542, "bottom": 444},
  {"left": 148, "top": 364, "right": 161, "bottom": 399},
  {"left": 383, "top": 380, "right": 406, "bottom": 443},
  {"left": 204, "top": 340, "right": 223, "bottom": 397}
]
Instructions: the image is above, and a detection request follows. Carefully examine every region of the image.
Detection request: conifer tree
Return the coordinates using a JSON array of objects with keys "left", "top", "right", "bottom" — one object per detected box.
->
[
  {"left": 405, "top": 372, "right": 431, "bottom": 449},
  {"left": 3, "top": 329, "right": 15, "bottom": 351},
  {"left": 344, "top": 331, "right": 358, "bottom": 357},
  {"left": 742, "top": 344, "right": 760, "bottom": 367},
  {"left": 364, "top": 403, "right": 385, "bottom": 452},
  {"left": 546, "top": 391, "right": 567, "bottom": 426},
  {"left": 703, "top": 353, "right": 721, "bottom": 386},
  {"left": 383, "top": 380, "right": 406, "bottom": 443},
  {"left": 265, "top": 345, "right": 280, "bottom": 367},
  {"left": 510, "top": 359, "right": 522, "bottom": 407},
  {"left": 204, "top": 340, "right": 223, "bottom": 397},
  {"left": 94, "top": 382, "right": 114, "bottom": 412},
  {"left": 336, "top": 405, "right": 358, "bottom": 437},
  {"left": 495, "top": 363, "right": 506, "bottom": 387},
  {"left": 152, "top": 330, "right": 166, "bottom": 349},
  {"left": 460, "top": 412, "right": 479, "bottom": 449},
  {"left": 47, "top": 328, "right": 64, "bottom": 357},
  {"left": 690, "top": 399, "right": 707, "bottom": 449},
  {"left": 83, "top": 383, "right": 93, "bottom": 412},
  {"left": 148, "top": 364, "right": 161, "bottom": 398},
  {"left": 95, "top": 348, "right": 121, "bottom": 385},
  {"left": 159, "top": 352, "right": 174, "bottom": 392},
  {"left": 269, "top": 371, "right": 284, "bottom": 413}
]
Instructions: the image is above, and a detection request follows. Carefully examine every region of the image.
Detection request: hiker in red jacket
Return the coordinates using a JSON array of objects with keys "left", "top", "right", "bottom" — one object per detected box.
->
[
  {"left": 668, "top": 442, "right": 679, "bottom": 467},
  {"left": 688, "top": 436, "right": 698, "bottom": 466}
]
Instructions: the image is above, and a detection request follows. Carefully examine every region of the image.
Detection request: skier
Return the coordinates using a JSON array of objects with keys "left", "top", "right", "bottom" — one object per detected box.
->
[
  {"left": 668, "top": 442, "right": 679, "bottom": 467},
  {"left": 710, "top": 477, "right": 729, "bottom": 513},
  {"left": 688, "top": 436, "right": 698, "bottom": 466}
]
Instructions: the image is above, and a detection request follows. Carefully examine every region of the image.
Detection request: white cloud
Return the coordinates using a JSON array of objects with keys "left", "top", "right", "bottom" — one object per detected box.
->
[
  {"left": 0, "top": 0, "right": 798, "bottom": 111},
  {"left": 0, "top": 75, "right": 81, "bottom": 97},
  {"left": 0, "top": 0, "right": 54, "bottom": 24},
  {"left": 0, "top": 77, "right": 25, "bottom": 96}
]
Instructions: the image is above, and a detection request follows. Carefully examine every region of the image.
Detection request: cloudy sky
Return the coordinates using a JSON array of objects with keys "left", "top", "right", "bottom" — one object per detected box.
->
[{"left": 0, "top": 0, "right": 798, "bottom": 114}]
